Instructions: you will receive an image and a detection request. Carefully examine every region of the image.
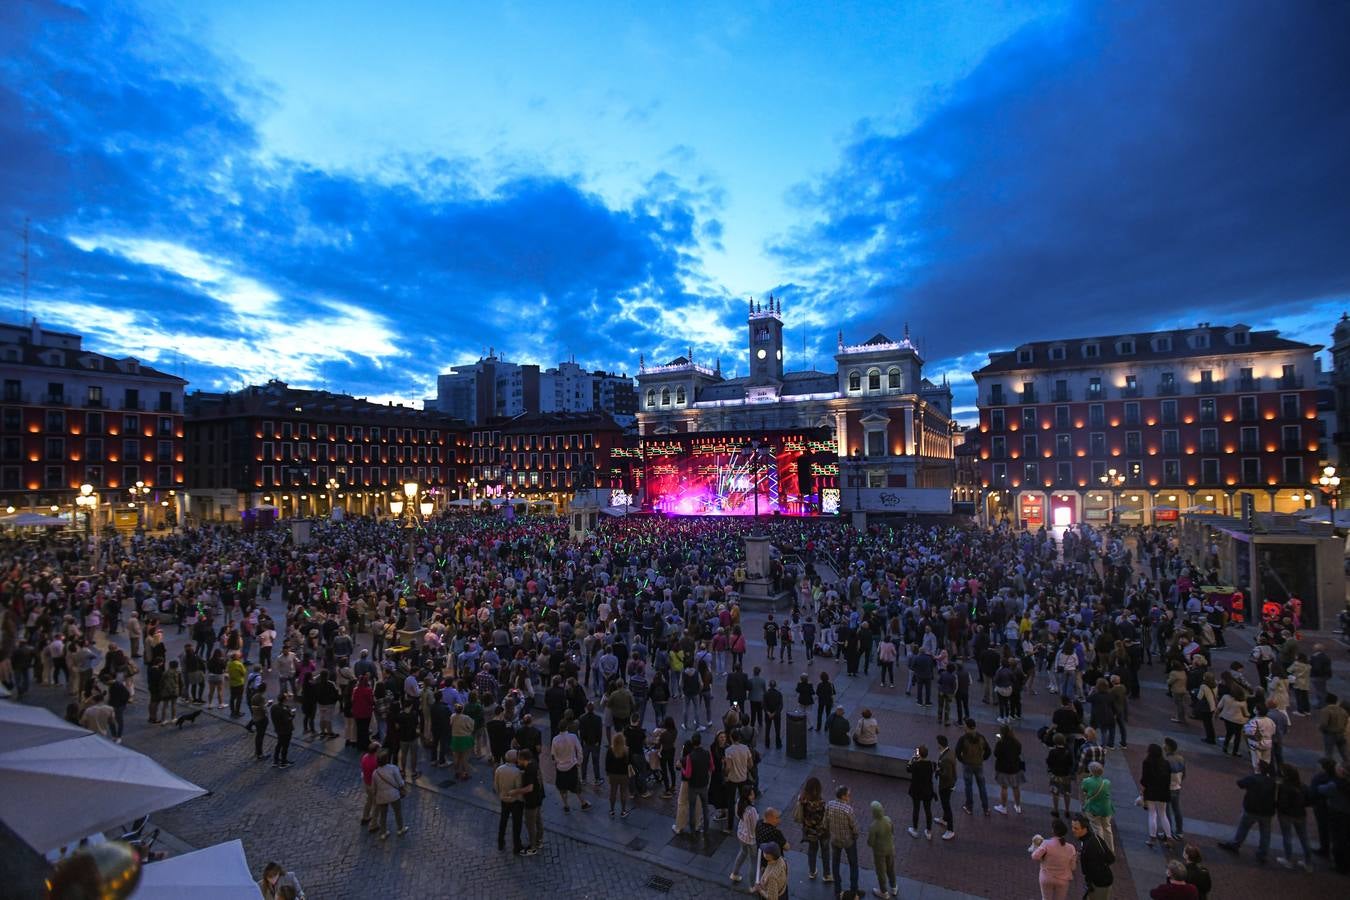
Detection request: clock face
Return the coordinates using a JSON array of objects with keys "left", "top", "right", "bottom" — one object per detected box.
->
[
  {"left": 756, "top": 349, "right": 767, "bottom": 359},
  {"left": 775, "top": 350, "right": 782, "bottom": 360}
]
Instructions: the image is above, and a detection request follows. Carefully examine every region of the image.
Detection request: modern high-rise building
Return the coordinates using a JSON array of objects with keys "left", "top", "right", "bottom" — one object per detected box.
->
[
  {"left": 429, "top": 354, "right": 636, "bottom": 426},
  {"left": 972, "top": 323, "right": 1321, "bottom": 528}
]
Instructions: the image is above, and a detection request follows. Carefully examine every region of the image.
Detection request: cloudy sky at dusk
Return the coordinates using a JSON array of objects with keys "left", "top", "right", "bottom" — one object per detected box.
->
[{"left": 3, "top": 0, "right": 1348, "bottom": 420}]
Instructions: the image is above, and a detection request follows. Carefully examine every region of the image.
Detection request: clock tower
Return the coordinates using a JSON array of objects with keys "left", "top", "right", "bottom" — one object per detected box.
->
[{"left": 747, "top": 294, "right": 785, "bottom": 385}]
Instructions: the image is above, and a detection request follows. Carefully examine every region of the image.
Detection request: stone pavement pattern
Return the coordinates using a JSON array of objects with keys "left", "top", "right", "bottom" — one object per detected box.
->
[
  {"left": 26, "top": 687, "right": 739, "bottom": 900},
  {"left": 28, "top": 551, "right": 1350, "bottom": 899}
]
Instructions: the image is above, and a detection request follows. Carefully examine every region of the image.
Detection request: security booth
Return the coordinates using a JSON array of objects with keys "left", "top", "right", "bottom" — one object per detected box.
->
[{"left": 1178, "top": 513, "right": 1344, "bottom": 629}]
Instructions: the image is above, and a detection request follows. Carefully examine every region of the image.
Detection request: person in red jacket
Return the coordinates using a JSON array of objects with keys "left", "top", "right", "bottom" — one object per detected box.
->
[
  {"left": 351, "top": 675, "right": 375, "bottom": 750},
  {"left": 1149, "top": 860, "right": 1198, "bottom": 899}
]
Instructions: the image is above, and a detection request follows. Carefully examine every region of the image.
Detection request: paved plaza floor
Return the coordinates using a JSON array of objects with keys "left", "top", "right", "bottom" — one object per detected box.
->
[{"left": 20, "top": 579, "right": 1350, "bottom": 899}]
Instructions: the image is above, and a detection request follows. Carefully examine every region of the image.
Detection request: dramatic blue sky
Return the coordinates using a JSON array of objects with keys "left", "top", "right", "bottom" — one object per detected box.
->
[{"left": 3, "top": 1, "right": 1349, "bottom": 421}]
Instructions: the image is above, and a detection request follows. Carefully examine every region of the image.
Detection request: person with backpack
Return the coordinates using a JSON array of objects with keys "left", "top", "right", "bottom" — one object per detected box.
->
[
  {"left": 793, "top": 775, "right": 830, "bottom": 880},
  {"left": 954, "top": 718, "right": 991, "bottom": 816},
  {"left": 1244, "top": 704, "right": 1276, "bottom": 773},
  {"left": 1072, "top": 813, "right": 1115, "bottom": 899}
]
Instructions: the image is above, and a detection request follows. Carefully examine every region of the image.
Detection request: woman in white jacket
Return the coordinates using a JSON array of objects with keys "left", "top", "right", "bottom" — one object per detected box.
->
[{"left": 371, "top": 751, "right": 410, "bottom": 840}]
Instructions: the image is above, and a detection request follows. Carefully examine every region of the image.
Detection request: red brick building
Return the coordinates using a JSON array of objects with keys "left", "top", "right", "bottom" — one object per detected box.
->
[
  {"left": 185, "top": 381, "right": 461, "bottom": 521},
  {"left": 461, "top": 412, "right": 625, "bottom": 510},
  {"left": 1, "top": 320, "right": 186, "bottom": 525},
  {"left": 973, "top": 324, "right": 1321, "bottom": 527}
]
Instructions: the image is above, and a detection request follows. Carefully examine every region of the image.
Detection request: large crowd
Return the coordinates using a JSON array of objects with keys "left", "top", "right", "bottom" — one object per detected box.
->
[{"left": 2, "top": 510, "right": 1349, "bottom": 899}]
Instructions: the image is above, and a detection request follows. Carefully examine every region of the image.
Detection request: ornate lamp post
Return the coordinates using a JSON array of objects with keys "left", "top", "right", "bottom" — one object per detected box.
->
[
  {"left": 1317, "top": 465, "right": 1340, "bottom": 518},
  {"left": 127, "top": 480, "right": 151, "bottom": 528},
  {"left": 1099, "top": 467, "right": 1125, "bottom": 523},
  {"left": 326, "top": 477, "right": 339, "bottom": 515},
  {"left": 389, "top": 480, "right": 433, "bottom": 576}
]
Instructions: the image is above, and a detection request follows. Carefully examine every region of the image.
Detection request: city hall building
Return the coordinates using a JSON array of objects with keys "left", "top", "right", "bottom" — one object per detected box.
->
[
  {"left": 633, "top": 297, "right": 958, "bottom": 516},
  {"left": 972, "top": 324, "right": 1322, "bottom": 528}
]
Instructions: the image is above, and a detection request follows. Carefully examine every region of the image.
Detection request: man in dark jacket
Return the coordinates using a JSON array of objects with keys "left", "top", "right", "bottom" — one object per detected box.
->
[
  {"left": 763, "top": 680, "right": 784, "bottom": 750},
  {"left": 682, "top": 733, "right": 713, "bottom": 834},
  {"left": 544, "top": 676, "right": 567, "bottom": 738},
  {"left": 726, "top": 664, "right": 750, "bottom": 712},
  {"left": 579, "top": 703, "right": 605, "bottom": 784},
  {"left": 1072, "top": 813, "right": 1114, "bottom": 897},
  {"left": 911, "top": 647, "right": 935, "bottom": 707},
  {"left": 1217, "top": 761, "right": 1277, "bottom": 862},
  {"left": 270, "top": 692, "right": 295, "bottom": 768},
  {"left": 429, "top": 695, "right": 452, "bottom": 766}
]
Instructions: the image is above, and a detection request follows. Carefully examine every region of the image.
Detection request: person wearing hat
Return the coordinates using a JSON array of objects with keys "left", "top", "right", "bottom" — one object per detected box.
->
[{"left": 751, "top": 841, "right": 787, "bottom": 899}]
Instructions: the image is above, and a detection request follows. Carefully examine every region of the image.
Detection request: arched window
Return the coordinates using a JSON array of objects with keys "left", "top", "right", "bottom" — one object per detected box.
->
[
  {"left": 676, "top": 386, "right": 686, "bottom": 404},
  {"left": 868, "top": 369, "right": 881, "bottom": 391},
  {"left": 646, "top": 389, "right": 656, "bottom": 408},
  {"left": 888, "top": 368, "right": 901, "bottom": 389},
  {"left": 848, "top": 371, "right": 861, "bottom": 391},
  {"left": 661, "top": 387, "right": 671, "bottom": 406}
]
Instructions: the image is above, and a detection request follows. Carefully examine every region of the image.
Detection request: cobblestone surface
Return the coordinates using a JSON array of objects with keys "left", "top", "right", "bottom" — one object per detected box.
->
[{"left": 24, "top": 686, "right": 739, "bottom": 900}]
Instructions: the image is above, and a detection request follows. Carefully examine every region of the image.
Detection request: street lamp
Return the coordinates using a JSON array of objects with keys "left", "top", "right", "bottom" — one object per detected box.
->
[
  {"left": 326, "top": 477, "right": 339, "bottom": 514},
  {"left": 1099, "top": 467, "right": 1125, "bottom": 523},
  {"left": 389, "top": 481, "right": 432, "bottom": 576},
  {"left": 75, "top": 483, "right": 97, "bottom": 541},
  {"left": 1317, "top": 464, "right": 1340, "bottom": 516},
  {"left": 127, "top": 480, "right": 151, "bottom": 528}
]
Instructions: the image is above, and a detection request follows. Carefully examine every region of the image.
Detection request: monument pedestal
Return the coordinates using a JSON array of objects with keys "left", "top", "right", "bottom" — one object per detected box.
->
[{"left": 396, "top": 628, "right": 425, "bottom": 649}]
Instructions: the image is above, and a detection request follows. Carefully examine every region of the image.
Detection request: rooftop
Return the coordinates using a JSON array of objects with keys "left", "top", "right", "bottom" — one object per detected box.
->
[{"left": 976, "top": 324, "right": 1318, "bottom": 375}]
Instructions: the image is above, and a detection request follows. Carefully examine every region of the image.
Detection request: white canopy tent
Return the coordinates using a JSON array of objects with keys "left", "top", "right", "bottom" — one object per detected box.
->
[
  {"left": 132, "top": 839, "right": 256, "bottom": 899},
  {"left": 0, "top": 731, "right": 206, "bottom": 853},
  {"left": 0, "top": 512, "right": 69, "bottom": 527},
  {"left": 1295, "top": 506, "right": 1350, "bottom": 526},
  {"left": 0, "top": 700, "right": 89, "bottom": 751}
]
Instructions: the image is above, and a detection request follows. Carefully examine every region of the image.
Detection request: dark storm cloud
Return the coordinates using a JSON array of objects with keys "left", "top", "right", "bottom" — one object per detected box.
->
[
  {"left": 0, "top": 1, "right": 715, "bottom": 395},
  {"left": 777, "top": 0, "right": 1350, "bottom": 374}
]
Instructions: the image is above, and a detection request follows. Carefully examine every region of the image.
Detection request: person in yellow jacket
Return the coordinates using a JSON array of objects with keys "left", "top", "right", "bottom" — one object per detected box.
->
[{"left": 226, "top": 651, "right": 248, "bottom": 718}]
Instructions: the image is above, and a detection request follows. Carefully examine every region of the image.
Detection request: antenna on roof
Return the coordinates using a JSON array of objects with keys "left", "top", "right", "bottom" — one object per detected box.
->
[{"left": 20, "top": 217, "right": 30, "bottom": 324}]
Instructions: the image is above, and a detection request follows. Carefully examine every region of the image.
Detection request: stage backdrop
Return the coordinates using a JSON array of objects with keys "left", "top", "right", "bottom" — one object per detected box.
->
[{"left": 635, "top": 428, "right": 838, "bottom": 516}]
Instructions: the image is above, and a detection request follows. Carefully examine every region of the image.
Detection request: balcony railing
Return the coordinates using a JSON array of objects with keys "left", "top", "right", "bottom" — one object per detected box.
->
[
  {"left": 84, "top": 397, "right": 106, "bottom": 408},
  {"left": 1278, "top": 374, "right": 1304, "bottom": 389},
  {"left": 1236, "top": 377, "right": 1259, "bottom": 392},
  {"left": 1018, "top": 392, "right": 1038, "bottom": 405},
  {"left": 1157, "top": 382, "right": 1179, "bottom": 396},
  {"left": 1052, "top": 388, "right": 1072, "bottom": 402},
  {"left": 1119, "top": 386, "right": 1140, "bottom": 399},
  {"left": 1194, "top": 380, "right": 1225, "bottom": 395}
]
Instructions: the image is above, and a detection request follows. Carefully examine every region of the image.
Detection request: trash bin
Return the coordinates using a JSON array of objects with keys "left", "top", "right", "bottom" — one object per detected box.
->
[{"left": 786, "top": 709, "right": 808, "bottom": 760}]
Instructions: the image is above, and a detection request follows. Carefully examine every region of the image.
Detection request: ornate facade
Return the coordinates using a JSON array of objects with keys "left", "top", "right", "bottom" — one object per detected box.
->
[{"left": 635, "top": 298, "right": 957, "bottom": 512}]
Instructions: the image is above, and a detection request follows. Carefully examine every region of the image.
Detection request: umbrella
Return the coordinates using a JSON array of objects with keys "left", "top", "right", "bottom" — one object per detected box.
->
[
  {"left": 0, "top": 734, "right": 206, "bottom": 853},
  {"left": 0, "top": 700, "right": 90, "bottom": 751},
  {"left": 132, "top": 839, "right": 255, "bottom": 899}
]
